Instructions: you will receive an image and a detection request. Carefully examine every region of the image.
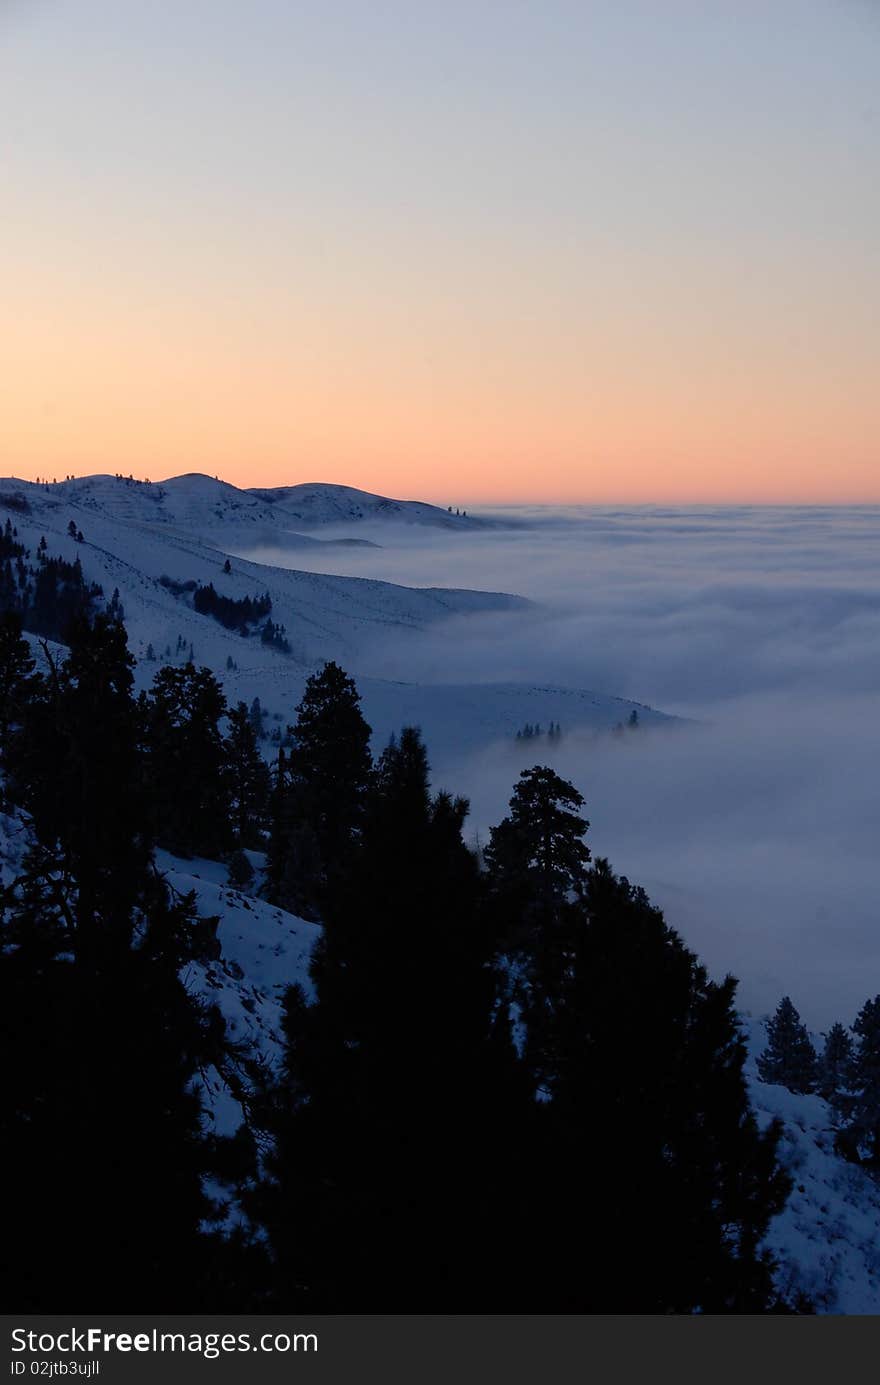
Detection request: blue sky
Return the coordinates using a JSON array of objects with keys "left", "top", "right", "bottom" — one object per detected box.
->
[{"left": 2, "top": 1, "right": 878, "bottom": 499}]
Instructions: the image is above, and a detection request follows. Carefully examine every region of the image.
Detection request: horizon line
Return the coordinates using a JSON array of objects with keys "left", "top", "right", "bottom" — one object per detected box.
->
[{"left": 5, "top": 468, "right": 880, "bottom": 511}]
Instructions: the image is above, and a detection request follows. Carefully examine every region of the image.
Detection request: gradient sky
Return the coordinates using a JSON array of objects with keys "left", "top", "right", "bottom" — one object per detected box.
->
[{"left": 2, "top": 0, "right": 878, "bottom": 502}]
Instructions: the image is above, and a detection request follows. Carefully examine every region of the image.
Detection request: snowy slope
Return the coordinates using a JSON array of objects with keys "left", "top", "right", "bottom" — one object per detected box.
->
[
  {"left": 744, "top": 1019, "right": 880, "bottom": 1313},
  {"left": 177, "top": 876, "right": 880, "bottom": 1314},
  {"left": 4, "top": 811, "right": 878, "bottom": 1309},
  {"left": 0, "top": 477, "right": 523, "bottom": 669},
  {"left": 246, "top": 481, "right": 489, "bottom": 528},
  {"left": 1, "top": 476, "right": 671, "bottom": 750},
  {"left": 15, "top": 473, "right": 483, "bottom": 545},
  {"left": 157, "top": 850, "right": 319, "bottom": 1139},
  {"left": 177, "top": 892, "right": 880, "bottom": 1314}
]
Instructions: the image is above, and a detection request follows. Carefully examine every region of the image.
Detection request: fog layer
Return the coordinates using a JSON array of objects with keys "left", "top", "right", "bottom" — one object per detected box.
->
[{"left": 241, "top": 506, "right": 880, "bottom": 1028}]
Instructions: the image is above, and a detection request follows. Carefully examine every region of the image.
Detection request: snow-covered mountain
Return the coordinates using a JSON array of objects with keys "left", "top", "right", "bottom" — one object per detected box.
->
[
  {"left": 0, "top": 473, "right": 670, "bottom": 758},
  {"left": 3, "top": 469, "right": 878, "bottom": 1310},
  {"left": 16, "top": 473, "right": 485, "bottom": 546},
  {"left": 246, "top": 480, "right": 490, "bottom": 528}
]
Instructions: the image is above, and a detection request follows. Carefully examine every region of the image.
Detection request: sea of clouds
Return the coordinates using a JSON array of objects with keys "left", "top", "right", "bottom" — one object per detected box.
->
[{"left": 243, "top": 506, "right": 880, "bottom": 1031}]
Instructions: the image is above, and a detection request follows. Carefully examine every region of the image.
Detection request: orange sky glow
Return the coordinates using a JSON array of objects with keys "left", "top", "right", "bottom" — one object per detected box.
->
[{"left": 2, "top": 1, "right": 877, "bottom": 505}]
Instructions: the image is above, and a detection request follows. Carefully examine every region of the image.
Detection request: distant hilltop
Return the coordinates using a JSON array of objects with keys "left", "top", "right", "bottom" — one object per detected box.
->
[
  {"left": 6, "top": 472, "right": 492, "bottom": 534},
  {"left": 246, "top": 480, "right": 489, "bottom": 528}
]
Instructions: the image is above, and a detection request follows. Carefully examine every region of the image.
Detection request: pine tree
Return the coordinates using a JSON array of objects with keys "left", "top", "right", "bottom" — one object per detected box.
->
[
  {"left": 249, "top": 695, "right": 264, "bottom": 738},
  {"left": 17, "top": 614, "right": 150, "bottom": 947},
  {"left": 481, "top": 763, "right": 792, "bottom": 1312},
  {"left": 143, "top": 663, "right": 231, "bottom": 858},
  {"left": 225, "top": 701, "right": 271, "bottom": 848},
  {"left": 1, "top": 861, "right": 223, "bottom": 1308},
  {"left": 0, "top": 616, "right": 227, "bottom": 1309},
  {"left": 841, "top": 997, "right": 880, "bottom": 1166},
  {"left": 757, "top": 997, "right": 818, "bottom": 1094},
  {"left": 484, "top": 764, "right": 590, "bottom": 942},
  {"left": 514, "top": 857, "right": 790, "bottom": 1311},
  {"left": 817, "top": 1022, "right": 853, "bottom": 1101},
  {"left": 0, "top": 612, "right": 37, "bottom": 799},
  {"left": 227, "top": 847, "right": 255, "bottom": 890},
  {"left": 266, "top": 662, "right": 372, "bottom": 916},
  {"left": 252, "top": 724, "right": 519, "bottom": 1309}
]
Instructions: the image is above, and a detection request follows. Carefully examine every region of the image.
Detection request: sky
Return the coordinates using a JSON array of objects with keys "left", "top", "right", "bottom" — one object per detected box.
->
[
  {"left": 243, "top": 504, "right": 880, "bottom": 1029},
  {"left": 1, "top": 0, "right": 878, "bottom": 502}
]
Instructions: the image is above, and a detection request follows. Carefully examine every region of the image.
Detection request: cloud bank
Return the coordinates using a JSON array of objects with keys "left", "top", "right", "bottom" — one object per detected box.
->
[{"left": 242, "top": 505, "right": 880, "bottom": 1029}]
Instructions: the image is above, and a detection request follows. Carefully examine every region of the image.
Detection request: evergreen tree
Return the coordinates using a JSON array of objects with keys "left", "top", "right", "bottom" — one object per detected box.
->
[
  {"left": 484, "top": 764, "right": 590, "bottom": 943},
  {"left": 840, "top": 997, "right": 880, "bottom": 1166},
  {"left": 515, "top": 857, "right": 790, "bottom": 1311},
  {"left": 757, "top": 997, "right": 818, "bottom": 1094},
  {"left": 817, "top": 1022, "right": 853, "bottom": 1102},
  {"left": 264, "top": 747, "right": 302, "bottom": 910},
  {"left": 225, "top": 701, "right": 270, "bottom": 848},
  {"left": 265, "top": 662, "right": 372, "bottom": 916},
  {"left": 1, "top": 861, "right": 222, "bottom": 1308},
  {"left": 142, "top": 663, "right": 231, "bottom": 858},
  {"left": 15, "top": 614, "right": 150, "bottom": 948},
  {"left": 482, "top": 766, "right": 790, "bottom": 1312},
  {"left": 249, "top": 695, "right": 264, "bottom": 738},
  {"left": 0, "top": 617, "right": 227, "bottom": 1309},
  {"left": 227, "top": 847, "right": 255, "bottom": 890},
  {"left": 0, "top": 612, "right": 37, "bottom": 799},
  {"left": 252, "top": 725, "right": 519, "bottom": 1309}
]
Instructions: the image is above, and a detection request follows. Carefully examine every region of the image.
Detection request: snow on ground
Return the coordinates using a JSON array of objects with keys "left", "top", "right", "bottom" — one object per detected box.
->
[
  {"left": 167, "top": 867, "right": 880, "bottom": 1315},
  {"left": 744, "top": 1018, "right": 880, "bottom": 1313},
  {"left": 0, "top": 809, "right": 28, "bottom": 887},
  {"left": 156, "top": 849, "right": 319, "bottom": 1137},
  {"left": 7, "top": 472, "right": 485, "bottom": 543},
  {"left": 0, "top": 474, "right": 670, "bottom": 753},
  {"left": 0, "top": 476, "right": 524, "bottom": 671},
  {"left": 245, "top": 480, "right": 493, "bottom": 528},
  {"left": 171, "top": 864, "right": 880, "bottom": 1313},
  {"left": 9, "top": 475, "right": 879, "bottom": 1307},
  {"left": 5, "top": 804, "right": 880, "bottom": 1309}
]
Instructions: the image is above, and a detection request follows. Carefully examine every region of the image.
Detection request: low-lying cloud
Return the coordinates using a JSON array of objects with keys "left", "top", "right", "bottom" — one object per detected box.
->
[{"left": 241, "top": 505, "right": 880, "bottom": 1030}]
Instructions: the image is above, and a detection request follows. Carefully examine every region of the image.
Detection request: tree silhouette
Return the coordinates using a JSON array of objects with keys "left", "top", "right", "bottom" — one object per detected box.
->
[{"left": 757, "top": 997, "right": 818, "bottom": 1094}]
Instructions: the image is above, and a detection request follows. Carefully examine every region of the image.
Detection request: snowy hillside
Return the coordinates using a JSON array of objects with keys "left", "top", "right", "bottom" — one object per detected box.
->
[
  {"left": 156, "top": 849, "right": 880, "bottom": 1314},
  {"left": 167, "top": 873, "right": 880, "bottom": 1316},
  {"left": 1, "top": 474, "right": 671, "bottom": 753},
  {"left": 14, "top": 473, "right": 485, "bottom": 544},
  {"left": 744, "top": 1020, "right": 880, "bottom": 1313},
  {"left": 0, "top": 476, "right": 523, "bottom": 669},
  {"left": 247, "top": 481, "right": 490, "bottom": 528},
  {"left": 157, "top": 850, "right": 319, "bottom": 1139},
  {"left": 5, "top": 794, "right": 879, "bottom": 1309}
]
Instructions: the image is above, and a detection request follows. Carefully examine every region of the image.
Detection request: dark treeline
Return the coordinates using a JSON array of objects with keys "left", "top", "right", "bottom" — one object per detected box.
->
[
  {"left": 0, "top": 520, "right": 105, "bottom": 643},
  {"left": 160, "top": 575, "right": 291, "bottom": 652},
  {"left": 759, "top": 996, "right": 880, "bottom": 1165},
  {"left": 192, "top": 581, "right": 271, "bottom": 632},
  {"left": 515, "top": 719, "right": 562, "bottom": 742},
  {"left": 1, "top": 620, "right": 801, "bottom": 1311},
  {"left": 0, "top": 613, "right": 248, "bottom": 1311}
]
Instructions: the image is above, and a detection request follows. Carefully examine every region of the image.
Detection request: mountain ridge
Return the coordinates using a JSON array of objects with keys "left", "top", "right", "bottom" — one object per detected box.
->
[{"left": 0, "top": 473, "right": 674, "bottom": 762}]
